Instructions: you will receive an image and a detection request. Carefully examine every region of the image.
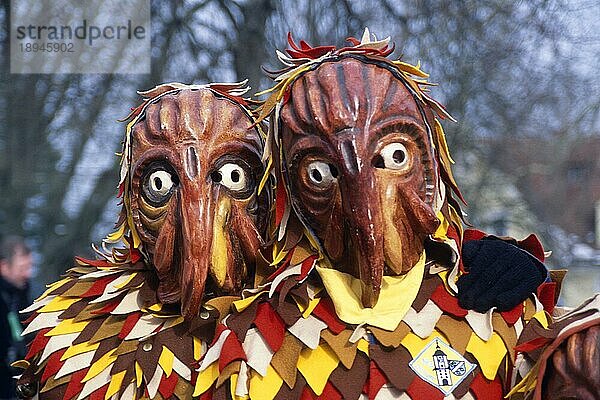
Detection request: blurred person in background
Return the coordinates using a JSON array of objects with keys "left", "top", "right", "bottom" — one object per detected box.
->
[{"left": 0, "top": 236, "right": 32, "bottom": 400}]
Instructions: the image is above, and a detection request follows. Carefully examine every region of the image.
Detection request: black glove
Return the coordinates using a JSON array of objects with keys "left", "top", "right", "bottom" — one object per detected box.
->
[{"left": 457, "top": 238, "right": 548, "bottom": 313}]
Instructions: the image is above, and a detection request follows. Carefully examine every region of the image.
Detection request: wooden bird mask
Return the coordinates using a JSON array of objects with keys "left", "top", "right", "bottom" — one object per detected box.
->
[
  {"left": 115, "top": 83, "right": 268, "bottom": 319},
  {"left": 258, "top": 33, "right": 464, "bottom": 308}
]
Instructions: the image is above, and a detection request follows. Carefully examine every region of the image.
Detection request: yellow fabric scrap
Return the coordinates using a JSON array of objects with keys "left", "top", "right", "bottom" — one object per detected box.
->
[
  {"left": 357, "top": 339, "right": 369, "bottom": 356},
  {"left": 193, "top": 337, "right": 204, "bottom": 361},
  {"left": 61, "top": 342, "right": 99, "bottom": 361},
  {"left": 35, "top": 278, "right": 71, "bottom": 302},
  {"left": 466, "top": 332, "right": 507, "bottom": 380},
  {"left": 316, "top": 252, "right": 425, "bottom": 330},
  {"left": 38, "top": 296, "right": 80, "bottom": 313},
  {"left": 159, "top": 346, "right": 175, "bottom": 377},
  {"left": 401, "top": 330, "right": 447, "bottom": 358},
  {"left": 105, "top": 370, "right": 126, "bottom": 400},
  {"left": 433, "top": 211, "right": 450, "bottom": 241},
  {"left": 46, "top": 319, "right": 88, "bottom": 336},
  {"left": 194, "top": 361, "right": 219, "bottom": 397},
  {"left": 506, "top": 363, "right": 540, "bottom": 397},
  {"left": 114, "top": 272, "right": 138, "bottom": 290},
  {"left": 248, "top": 365, "right": 284, "bottom": 400},
  {"left": 532, "top": 310, "right": 549, "bottom": 329},
  {"left": 297, "top": 343, "right": 339, "bottom": 395},
  {"left": 233, "top": 291, "right": 268, "bottom": 312},
  {"left": 83, "top": 350, "right": 116, "bottom": 382},
  {"left": 135, "top": 361, "right": 143, "bottom": 387},
  {"left": 301, "top": 298, "right": 321, "bottom": 318}
]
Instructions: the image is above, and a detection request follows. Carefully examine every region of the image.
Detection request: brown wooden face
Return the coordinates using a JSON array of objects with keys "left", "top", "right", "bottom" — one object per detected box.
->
[
  {"left": 129, "top": 89, "right": 267, "bottom": 319},
  {"left": 281, "top": 58, "right": 440, "bottom": 307}
]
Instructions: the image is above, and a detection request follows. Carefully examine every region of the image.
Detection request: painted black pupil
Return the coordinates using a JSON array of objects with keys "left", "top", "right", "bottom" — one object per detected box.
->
[
  {"left": 231, "top": 170, "right": 240, "bottom": 183},
  {"left": 153, "top": 177, "right": 163, "bottom": 191},
  {"left": 311, "top": 168, "right": 323, "bottom": 182},
  {"left": 211, "top": 171, "right": 222, "bottom": 183},
  {"left": 393, "top": 149, "right": 406, "bottom": 164}
]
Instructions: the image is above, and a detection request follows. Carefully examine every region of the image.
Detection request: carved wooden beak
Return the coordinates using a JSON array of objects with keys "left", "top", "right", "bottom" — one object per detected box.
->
[{"left": 338, "top": 141, "right": 386, "bottom": 308}]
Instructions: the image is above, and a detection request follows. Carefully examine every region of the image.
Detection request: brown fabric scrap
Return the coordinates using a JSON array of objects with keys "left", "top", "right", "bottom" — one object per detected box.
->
[
  {"left": 321, "top": 329, "right": 357, "bottom": 369},
  {"left": 329, "top": 352, "right": 369, "bottom": 400},
  {"left": 370, "top": 322, "right": 411, "bottom": 348},
  {"left": 435, "top": 315, "right": 471, "bottom": 354},
  {"left": 271, "top": 333, "right": 303, "bottom": 388},
  {"left": 492, "top": 313, "right": 518, "bottom": 362}
]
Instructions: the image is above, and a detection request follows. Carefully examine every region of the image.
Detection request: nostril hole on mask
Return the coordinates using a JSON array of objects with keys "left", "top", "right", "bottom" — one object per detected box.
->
[
  {"left": 211, "top": 171, "right": 222, "bottom": 183},
  {"left": 372, "top": 154, "right": 385, "bottom": 168},
  {"left": 231, "top": 170, "right": 240, "bottom": 183},
  {"left": 329, "top": 164, "right": 339, "bottom": 178}
]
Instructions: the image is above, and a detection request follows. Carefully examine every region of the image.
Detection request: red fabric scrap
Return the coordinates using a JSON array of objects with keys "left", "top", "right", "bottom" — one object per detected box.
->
[
  {"left": 40, "top": 348, "right": 67, "bottom": 383},
  {"left": 267, "top": 251, "right": 293, "bottom": 282},
  {"left": 500, "top": 303, "right": 524, "bottom": 326},
  {"left": 405, "top": 376, "right": 445, "bottom": 400},
  {"left": 536, "top": 282, "right": 557, "bottom": 314},
  {"left": 254, "top": 302, "right": 286, "bottom": 353},
  {"left": 88, "top": 383, "right": 108, "bottom": 400},
  {"left": 430, "top": 284, "right": 468, "bottom": 318},
  {"left": 91, "top": 298, "right": 121, "bottom": 315},
  {"left": 199, "top": 389, "right": 213, "bottom": 400},
  {"left": 286, "top": 32, "right": 336, "bottom": 59},
  {"left": 514, "top": 337, "right": 552, "bottom": 354},
  {"left": 463, "top": 229, "right": 487, "bottom": 243},
  {"left": 469, "top": 374, "right": 503, "bottom": 400},
  {"left": 158, "top": 371, "right": 179, "bottom": 399},
  {"left": 319, "top": 382, "right": 342, "bottom": 400},
  {"left": 63, "top": 369, "right": 87, "bottom": 400},
  {"left": 298, "top": 255, "right": 317, "bottom": 281},
  {"left": 25, "top": 328, "right": 52, "bottom": 359},
  {"left": 301, "top": 387, "right": 318, "bottom": 400},
  {"left": 311, "top": 298, "right": 345, "bottom": 335},
  {"left": 517, "top": 234, "right": 545, "bottom": 262},
  {"left": 367, "top": 361, "right": 388, "bottom": 399},
  {"left": 118, "top": 311, "right": 142, "bottom": 340},
  {"left": 81, "top": 276, "right": 116, "bottom": 298},
  {"left": 74, "top": 257, "right": 112, "bottom": 268},
  {"left": 211, "top": 324, "right": 229, "bottom": 346},
  {"left": 218, "top": 332, "right": 247, "bottom": 371},
  {"left": 275, "top": 183, "right": 287, "bottom": 226}
]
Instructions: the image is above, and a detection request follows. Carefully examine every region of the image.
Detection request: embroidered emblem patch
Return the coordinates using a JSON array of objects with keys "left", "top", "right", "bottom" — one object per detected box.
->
[{"left": 408, "top": 337, "right": 476, "bottom": 395}]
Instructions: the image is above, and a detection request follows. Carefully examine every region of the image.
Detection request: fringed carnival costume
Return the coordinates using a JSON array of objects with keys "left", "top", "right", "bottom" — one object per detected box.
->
[
  {"left": 192, "top": 31, "right": 600, "bottom": 400},
  {"left": 15, "top": 82, "right": 272, "bottom": 400}
]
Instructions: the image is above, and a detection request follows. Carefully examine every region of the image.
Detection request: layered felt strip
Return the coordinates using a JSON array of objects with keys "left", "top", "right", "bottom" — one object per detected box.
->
[
  {"left": 193, "top": 242, "right": 552, "bottom": 400},
  {"left": 17, "top": 257, "right": 222, "bottom": 400}
]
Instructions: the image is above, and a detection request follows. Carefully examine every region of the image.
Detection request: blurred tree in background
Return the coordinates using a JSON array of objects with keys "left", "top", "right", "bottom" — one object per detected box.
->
[{"left": 1, "top": 0, "right": 599, "bottom": 295}]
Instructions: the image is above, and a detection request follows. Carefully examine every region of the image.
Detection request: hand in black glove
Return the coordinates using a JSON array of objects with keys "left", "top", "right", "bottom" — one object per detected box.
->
[{"left": 457, "top": 238, "right": 548, "bottom": 313}]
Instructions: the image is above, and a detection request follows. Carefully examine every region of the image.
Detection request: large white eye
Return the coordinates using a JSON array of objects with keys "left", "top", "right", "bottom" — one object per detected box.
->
[
  {"left": 306, "top": 161, "right": 337, "bottom": 187},
  {"left": 212, "top": 162, "right": 248, "bottom": 192},
  {"left": 142, "top": 168, "right": 177, "bottom": 206},
  {"left": 377, "top": 142, "right": 410, "bottom": 170}
]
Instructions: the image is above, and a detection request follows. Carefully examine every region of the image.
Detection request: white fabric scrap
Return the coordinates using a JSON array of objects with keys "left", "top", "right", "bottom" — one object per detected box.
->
[
  {"left": 55, "top": 350, "right": 95, "bottom": 379},
  {"left": 402, "top": 301, "right": 443, "bottom": 339},
  {"left": 38, "top": 332, "right": 79, "bottom": 363},
  {"left": 21, "top": 311, "right": 62, "bottom": 336},
  {"left": 198, "top": 329, "right": 230, "bottom": 372},
  {"left": 288, "top": 315, "right": 327, "bottom": 349},
  {"left": 242, "top": 328, "right": 274, "bottom": 377},
  {"left": 235, "top": 361, "right": 250, "bottom": 397},
  {"left": 76, "top": 364, "right": 112, "bottom": 400},
  {"left": 465, "top": 309, "right": 494, "bottom": 341},
  {"left": 110, "top": 290, "right": 143, "bottom": 314}
]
